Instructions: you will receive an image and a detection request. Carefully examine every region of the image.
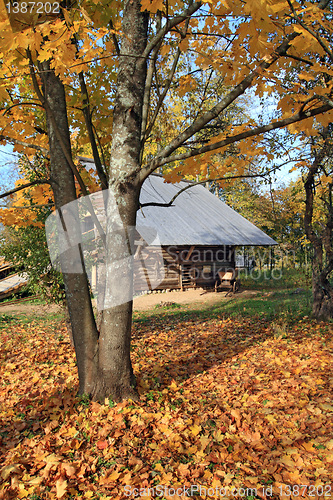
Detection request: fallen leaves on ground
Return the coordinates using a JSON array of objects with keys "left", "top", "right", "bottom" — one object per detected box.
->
[{"left": 0, "top": 312, "right": 332, "bottom": 499}]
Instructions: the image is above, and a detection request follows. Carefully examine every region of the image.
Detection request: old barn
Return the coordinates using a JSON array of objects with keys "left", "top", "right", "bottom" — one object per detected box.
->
[
  {"left": 133, "top": 174, "right": 277, "bottom": 291},
  {"left": 79, "top": 159, "right": 277, "bottom": 294}
]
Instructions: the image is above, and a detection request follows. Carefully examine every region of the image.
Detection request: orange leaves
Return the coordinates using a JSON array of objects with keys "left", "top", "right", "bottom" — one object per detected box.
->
[
  {"left": 177, "top": 74, "right": 197, "bottom": 97},
  {"left": 96, "top": 440, "right": 108, "bottom": 450},
  {"left": 1, "top": 309, "right": 333, "bottom": 498},
  {"left": 0, "top": 178, "right": 53, "bottom": 229},
  {"left": 56, "top": 478, "right": 68, "bottom": 498},
  {"left": 189, "top": 423, "right": 201, "bottom": 436},
  {"left": 141, "top": 0, "right": 165, "bottom": 14}
]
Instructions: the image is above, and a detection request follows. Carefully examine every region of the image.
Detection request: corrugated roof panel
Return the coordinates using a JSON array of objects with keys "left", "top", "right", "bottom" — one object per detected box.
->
[
  {"left": 0, "top": 273, "right": 28, "bottom": 295},
  {"left": 78, "top": 159, "right": 277, "bottom": 246},
  {"left": 138, "top": 176, "right": 277, "bottom": 246}
]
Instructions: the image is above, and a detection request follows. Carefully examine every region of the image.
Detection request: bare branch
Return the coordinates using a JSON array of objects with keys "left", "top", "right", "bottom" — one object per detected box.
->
[
  {"left": 78, "top": 71, "right": 108, "bottom": 189},
  {"left": 144, "top": 47, "right": 181, "bottom": 142},
  {"left": 3, "top": 101, "right": 44, "bottom": 115},
  {"left": 141, "top": 13, "right": 162, "bottom": 144},
  {"left": 92, "top": 121, "right": 108, "bottom": 174},
  {"left": 109, "top": 18, "right": 120, "bottom": 56},
  {"left": 142, "top": 2, "right": 203, "bottom": 59},
  {"left": 284, "top": 54, "right": 314, "bottom": 66},
  {"left": 144, "top": 103, "right": 333, "bottom": 170},
  {"left": 0, "top": 134, "right": 49, "bottom": 154},
  {"left": 9, "top": 203, "right": 55, "bottom": 208},
  {"left": 143, "top": 9, "right": 192, "bottom": 145},
  {"left": 140, "top": 166, "right": 280, "bottom": 208},
  {"left": 0, "top": 179, "right": 51, "bottom": 200}
]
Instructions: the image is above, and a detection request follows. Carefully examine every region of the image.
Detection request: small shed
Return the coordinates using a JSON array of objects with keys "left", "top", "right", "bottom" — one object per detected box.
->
[
  {"left": 0, "top": 258, "right": 28, "bottom": 299},
  {"left": 133, "top": 175, "right": 277, "bottom": 290}
]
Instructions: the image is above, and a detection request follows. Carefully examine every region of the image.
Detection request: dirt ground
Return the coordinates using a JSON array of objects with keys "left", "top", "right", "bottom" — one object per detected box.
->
[
  {"left": 133, "top": 288, "right": 257, "bottom": 310},
  {"left": 0, "top": 301, "right": 63, "bottom": 316},
  {"left": 0, "top": 289, "right": 258, "bottom": 316}
]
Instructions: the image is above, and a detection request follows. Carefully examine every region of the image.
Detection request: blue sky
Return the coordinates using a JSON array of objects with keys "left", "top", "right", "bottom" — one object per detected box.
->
[
  {"left": 247, "top": 90, "right": 302, "bottom": 190},
  {"left": 0, "top": 145, "right": 19, "bottom": 207}
]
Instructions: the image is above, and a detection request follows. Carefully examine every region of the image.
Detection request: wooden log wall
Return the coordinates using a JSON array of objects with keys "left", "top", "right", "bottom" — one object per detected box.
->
[{"left": 133, "top": 245, "right": 235, "bottom": 291}]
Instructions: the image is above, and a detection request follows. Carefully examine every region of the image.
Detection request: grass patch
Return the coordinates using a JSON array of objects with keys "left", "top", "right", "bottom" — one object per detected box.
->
[
  {"left": 238, "top": 267, "right": 312, "bottom": 291},
  {"left": 133, "top": 288, "right": 313, "bottom": 328},
  {"left": 0, "top": 308, "right": 66, "bottom": 331}
]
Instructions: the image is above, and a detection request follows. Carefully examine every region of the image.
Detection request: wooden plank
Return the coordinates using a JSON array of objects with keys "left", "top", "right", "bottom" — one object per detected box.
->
[{"left": 184, "top": 245, "right": 195, "bottom": 261}]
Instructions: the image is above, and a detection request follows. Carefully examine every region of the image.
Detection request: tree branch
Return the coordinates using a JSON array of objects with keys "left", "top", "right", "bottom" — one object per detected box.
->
[
  {"left": 141, "top": 13, "right": 162, "bottom": 145},
  {"left": 287, "top": 0, "right": 333, "bottom": 62},
  {"left": 304, "top": 129, "right": 331, "bottom": 249},
  {"left": 28, "top": 50, "right": 90, "bottom": 196},
  {"left": 78, "top": 71, "right": 108, "bottom": 189},
  {"left": 143, "top": 9, "right": 192, "bottom": 145},
  {"left": 284, "top": 54, "right": 314, "bottom": 66},
  {"left": 0, "top": 179, "right": 51, "bottom": 200},
  {"left": 9, "top": 203, "right": 55, "bottom": 208},
  {"left": 142, "top": 1, "right": 202, "bottom": 59},
  {"left": 0, "top": 134, "right": 49, "bottom": 154},
  {"left": 140, "top": 166, "right": 279, "bottom": 208},
  {"left": 144, "top": 47, "right": 181, "bottom": 143},
  {"left": 142, "top": 104, "right": 333, "bottom": 171},
  {"left": 109, "top": 18, "right": 120, "bottom": 56},
  {"left": 139, "top": 33, "right": 299, "bottom": 182},
  {"left": 3, "top": 101, "right": 44, "bottom": 115},
  {"left": 27, "top": 49, "right": 106, "bottom": 246}
]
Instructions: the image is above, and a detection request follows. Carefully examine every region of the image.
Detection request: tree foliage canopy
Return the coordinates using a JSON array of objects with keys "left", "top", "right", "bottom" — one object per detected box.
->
[{"left": 0, "top": 0, "right": 333, "bottom": 185}]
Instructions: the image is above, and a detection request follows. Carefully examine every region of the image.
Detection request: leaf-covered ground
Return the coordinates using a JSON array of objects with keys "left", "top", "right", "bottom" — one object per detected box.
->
[{"left": 0, "top": 308, "right": 332, "bottom": 499}]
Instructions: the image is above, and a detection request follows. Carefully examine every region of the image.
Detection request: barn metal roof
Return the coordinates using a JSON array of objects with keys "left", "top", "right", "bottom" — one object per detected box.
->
[
  {"left": 0, "top": 273, "right": 28, "bottom": 299},
  {"left": 138, "top": 175, "right": 277, "bottom": 246},
  {"left": 79, "top": 158, "right": 277, "bottom": 246}
]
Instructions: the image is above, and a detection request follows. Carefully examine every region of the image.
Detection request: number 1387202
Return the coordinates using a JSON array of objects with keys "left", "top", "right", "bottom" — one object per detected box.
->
[
  {"left": 6, "top": 2, "right": 60, "bottom": 14},
  {"left": 279, "top": 485, "right": 331, "bottom": 497}
]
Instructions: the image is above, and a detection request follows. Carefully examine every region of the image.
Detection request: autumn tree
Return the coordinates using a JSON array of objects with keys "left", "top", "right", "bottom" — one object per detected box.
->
[
  {"left": 1, "top": 0, "right": 333, "bottom": 400},
  {"left": 303, "top": 127, "right": 333, "bottom": 319},
  {"left": 0, "top": 155, "right": 64, "bottom": 300}
]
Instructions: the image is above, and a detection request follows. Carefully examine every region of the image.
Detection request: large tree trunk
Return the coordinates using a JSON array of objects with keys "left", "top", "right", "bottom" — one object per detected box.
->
[
  {"left": 304, "top": 139, "right": 333, "bottom": 321},
  {"left": 91, "top": 0, "right": 149, "bottom": 401},
  {"left": 310, "top": 228, "right": 333, "bottom": 320},
  {"left": 40, "top": 62, "right": 99, "bottom": 394},
  {"left": 312, "top": 268, "right": 333, "bottom": 319}
]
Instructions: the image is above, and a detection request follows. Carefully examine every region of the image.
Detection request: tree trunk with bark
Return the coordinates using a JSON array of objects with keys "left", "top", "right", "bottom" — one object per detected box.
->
[
  {"left": 312, "top": 266, "right": 333, "bottom": 319},
  {"left": 304, "top": 138, "right": 333, "bottom": 321},
  {"left": 40, "top": 63, "right": 99, "bottom": 394},
  {"left": 34, "top": 0, "right": 149, "bottom": 402},
  {"left": 91, "top": 0, "right": 149, "bottom": 402}
]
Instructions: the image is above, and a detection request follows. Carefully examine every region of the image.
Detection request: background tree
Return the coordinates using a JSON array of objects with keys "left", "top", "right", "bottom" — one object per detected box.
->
[
  {"left": 304, "top": 127, "right": 333, "bottom": 319},
  {"left": 0, "top": 155, "right": 99, "bottom": 301}
]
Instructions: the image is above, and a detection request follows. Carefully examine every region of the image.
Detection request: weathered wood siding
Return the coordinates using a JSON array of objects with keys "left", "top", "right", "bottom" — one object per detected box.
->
[
  {"left": 133, "top": 245, "right": 235, "bottom": 291},
  {"left": 134, "top": 247, "right": 180, "bottom": 291}
]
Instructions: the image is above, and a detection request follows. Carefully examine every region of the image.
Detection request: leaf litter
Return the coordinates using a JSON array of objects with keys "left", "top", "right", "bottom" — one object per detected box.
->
[{"left": 0, "top": 312, "right": 332, "bottom": 499}]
